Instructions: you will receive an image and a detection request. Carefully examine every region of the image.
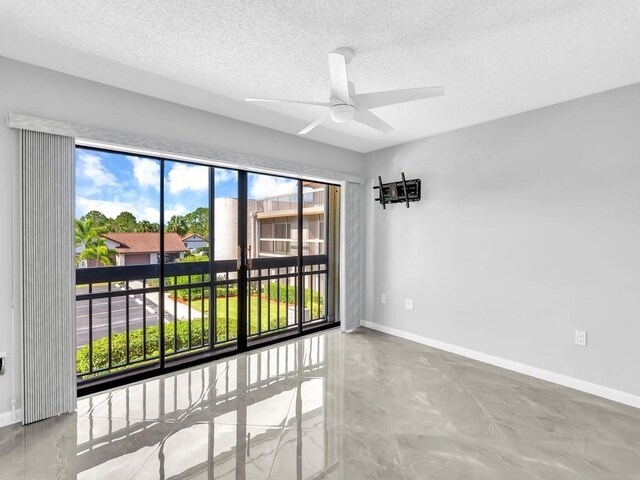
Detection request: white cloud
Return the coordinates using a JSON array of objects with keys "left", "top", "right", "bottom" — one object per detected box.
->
[
  {"left": 77, "top": 153, "right": 118, "bottom": 187},
  {"left": 129, "top": 156, "right": 160, "bottom": 190},
  {"left": 76, "top": 196, "right": 160, "bottom": 223},
  {"left": 165, "top": 203, "right": 188, "bottom": 219},
  {"left": 214, "top": 168, "right": 235, "bottom": 185},
  {"left": 249, "top": 175, "right": 298, "bottom": 200},
  {"left": 142, "top": 207, "right": 160, "bottom": 223},
  {"left": 167, "top": 163, "right": 208, "bottom": 195}
]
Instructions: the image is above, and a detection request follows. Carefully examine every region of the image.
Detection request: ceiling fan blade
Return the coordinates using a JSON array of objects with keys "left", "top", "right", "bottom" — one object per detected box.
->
[
  {"left": 328, "top": 51, "right": 350, "bottom": 104},
  {"left": 246, "top": 98, "right": 330, "bottom": 107},
  {"left": 354, "top": 110, "right": 394, "bottom": 134},
  {"left": 353, "top": 86, "right": 444, "bottom": 110},
  {"left": 348, "top": 81, "right": 356, "bottom": 97},
  {"left": 298, "top": 114, "right": 331, "bottom": 135}
]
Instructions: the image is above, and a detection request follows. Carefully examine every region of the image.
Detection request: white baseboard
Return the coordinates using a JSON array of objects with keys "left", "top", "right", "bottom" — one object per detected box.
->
[
  {"left": 361, "top": 320, "right": 640, "bottom": 410},
  {"left": 0, "top": 408, "right": 22, "bottom": 428}
]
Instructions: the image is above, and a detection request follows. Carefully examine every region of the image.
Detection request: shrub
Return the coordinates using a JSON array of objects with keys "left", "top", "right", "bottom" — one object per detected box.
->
[
  {"left": 310, "top": 303, "right": 325, "bottom": 319},
  {"left": 215, "top": 283, "right": 238, "bottom": 298},
  {"left": 165, "top": 259, "right": 241, "bottom": 301},
  {"left": 261, "top": 283, "right": 324, "bottom": 307},
  {"left": 77, "top": 318, "right": 216, "bottom": 375},
  {"left": 166, "top": 256, "right": 210, "bottom": 301}
]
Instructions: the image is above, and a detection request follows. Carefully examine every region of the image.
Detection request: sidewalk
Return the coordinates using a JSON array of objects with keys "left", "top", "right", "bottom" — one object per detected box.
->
[{"left": 128, "top": 281, "right": 203, "bottom": 320}]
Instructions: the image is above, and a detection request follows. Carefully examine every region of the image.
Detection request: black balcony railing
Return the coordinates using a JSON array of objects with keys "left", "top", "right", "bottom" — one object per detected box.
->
[{"left": 75, "top": 256, "right": 328, "bottom": 384}]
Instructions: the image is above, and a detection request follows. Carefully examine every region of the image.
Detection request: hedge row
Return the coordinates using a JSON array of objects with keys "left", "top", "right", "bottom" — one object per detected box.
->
[
  {"left": 78, "top": 288, "right": 326, "bottom": 375},
  {"left": 76, "top": 318, "right": 232, "bottom": 375},
  {"left": 170, "top": 279, "right": 238, "bottom": 301},
  {"left": 261, "top": 283, "right": 324, "bottom": 306}
]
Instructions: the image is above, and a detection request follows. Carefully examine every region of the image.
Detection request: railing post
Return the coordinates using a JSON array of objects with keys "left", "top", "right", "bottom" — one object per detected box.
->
[
  {"left": 297, "top": 180, "right": 304, "bottom": 334},
  {"left": 159, "top": 159, "right": 166, "bottom": 369}
]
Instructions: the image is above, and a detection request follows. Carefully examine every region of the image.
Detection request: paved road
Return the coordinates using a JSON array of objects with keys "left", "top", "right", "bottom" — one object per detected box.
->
[{"left": 75, "top": 284, "right": 177, "bottom": 348}]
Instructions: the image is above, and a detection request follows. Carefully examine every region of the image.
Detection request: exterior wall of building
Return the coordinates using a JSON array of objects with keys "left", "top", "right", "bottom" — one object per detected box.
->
[
  {"left": 184, "top": 238, "right": 208, "bottom": 251},
  {"left": 256, "top": 213, "right": 324, "bottom": 257},
  {"left": 213, "top": 198, "right": 257, "bottom": 260},
  {"left": 104, "top": 239, "right": 120, "bottom": 250},
  {"left": 213, "top": 197, "right": 238, "bottom": 260},
  {"left": 124, "top": 253, "right": 151, "bottom": 265}
]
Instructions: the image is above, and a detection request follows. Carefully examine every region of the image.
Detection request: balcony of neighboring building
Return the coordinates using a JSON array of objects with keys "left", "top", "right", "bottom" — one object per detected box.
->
[{"left": 254, "top": 182, "right": 326, "bottom": 220}]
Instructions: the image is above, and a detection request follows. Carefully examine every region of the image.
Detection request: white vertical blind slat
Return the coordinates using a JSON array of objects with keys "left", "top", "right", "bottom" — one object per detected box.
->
[
  {"left": 340, "top": 182, "right": 362, "bottom": 331},
  {"left": 21, "top": 130, "right": 76, "bottom": 424}
]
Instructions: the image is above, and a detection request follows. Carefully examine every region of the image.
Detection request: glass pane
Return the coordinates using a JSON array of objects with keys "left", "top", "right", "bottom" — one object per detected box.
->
[
  {"left": 163, "top": 160, "right": 211, "bottom": 357},
  {"left": 75, "top": 148, "right": 161, "bottom": 379},
  {"left": 249, "top": 172, "right": 299, "bottom": 259},
  {"left": 213, "top": 168, "right": 238, "bottom": 261},
  {"left": 302, "top": 182, "right": 327, "bottom": 256},
  {"left": 248, "top": 173, "right": 299, "bottom": 338},
  {"left": 214, "top": 271, "right": 238, "bottom": 345},
  {"left": 213, "top": 168, "right": 239, "bottom": 344}
]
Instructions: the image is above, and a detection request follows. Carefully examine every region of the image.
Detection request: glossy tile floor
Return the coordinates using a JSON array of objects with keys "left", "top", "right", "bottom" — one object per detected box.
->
[{"left": 2, "top": 328, "right": 640, "bottom": 479}]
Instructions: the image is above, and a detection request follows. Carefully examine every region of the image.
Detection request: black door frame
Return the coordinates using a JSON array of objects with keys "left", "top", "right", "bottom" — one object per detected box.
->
[
  {"left": 76, "top": 146, "right": 339, "bottom": 397},
  {"left": 237, "top": 170, "right": 248, "bottom": 351}
]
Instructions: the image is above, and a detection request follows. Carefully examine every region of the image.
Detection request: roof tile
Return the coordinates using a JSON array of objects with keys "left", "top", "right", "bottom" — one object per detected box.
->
[{"left": 100, "top": 232, "right": 187, "bottom": 254}]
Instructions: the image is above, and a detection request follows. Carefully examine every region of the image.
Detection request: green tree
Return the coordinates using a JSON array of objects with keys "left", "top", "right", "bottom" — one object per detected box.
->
[
  {"left": 77, "top": 237, "right": 116, "bottom": 266},
  {"left": 184, "top": 207, "right": 209, "bottom": 238},
  {"left": 81, "top": 210, "right": 109, "bottom": 228},
  {"left": 75, "top": 219, "right": 98, "bottom": 247},
  {"left": 113, "top": 211, "right": 138, "bottom": 232},
  {"left": 166, "top": 215, "right": 188, "bottom": 236},
  {"left": 136, "top": 220, "right": 159, "bottom": 232}
]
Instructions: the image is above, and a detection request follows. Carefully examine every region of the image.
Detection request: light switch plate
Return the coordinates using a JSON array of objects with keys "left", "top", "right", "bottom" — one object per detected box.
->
[{"left": 381, "top": 294, "right": 386, "bottom": 304}]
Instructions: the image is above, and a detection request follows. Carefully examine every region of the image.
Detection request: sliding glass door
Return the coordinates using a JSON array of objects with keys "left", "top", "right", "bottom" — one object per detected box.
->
[{"left": 75, "top": 147, "right": 338, "bottom": 393}]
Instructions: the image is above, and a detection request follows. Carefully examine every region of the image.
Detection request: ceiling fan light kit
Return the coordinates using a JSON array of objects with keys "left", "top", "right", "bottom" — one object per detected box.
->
[
  {"left": 329, "top": 99, "right": 356, "bottom": 123},
  {"left": 246, "top": 47, "right": 444, "bottom": 135}
]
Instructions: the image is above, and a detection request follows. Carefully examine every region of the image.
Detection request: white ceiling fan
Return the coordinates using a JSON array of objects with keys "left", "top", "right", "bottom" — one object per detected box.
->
[{"left": 246, "top": 47, "right": 444, "bottom": 135}]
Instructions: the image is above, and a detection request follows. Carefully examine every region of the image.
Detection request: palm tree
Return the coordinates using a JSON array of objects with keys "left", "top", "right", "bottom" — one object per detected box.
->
[
  {"left": 166, "top": 215, "right": 188, "bottom": 236},
  {"left": 75, "top": 219, "right": 97, "bottom": 247},
  {"left": 136, "top": 220, "right": 156, "bottom": 232},
  {"left": 77, "top": 237, "right": 116, "bottom": 266}
]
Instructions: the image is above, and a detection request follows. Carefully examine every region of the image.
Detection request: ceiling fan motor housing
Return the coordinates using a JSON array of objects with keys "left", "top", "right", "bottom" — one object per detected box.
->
[{"left": 330, "top": 97, "right": 356, "bottom": 123}]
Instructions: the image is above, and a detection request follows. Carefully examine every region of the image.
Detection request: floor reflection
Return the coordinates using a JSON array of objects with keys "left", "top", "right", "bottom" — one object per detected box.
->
[
  {"left": 6, "top": 328, "right": 638, "bottom": 479},
  {"left": 0, "top": 331, "right": 340, "bottom": 480}
]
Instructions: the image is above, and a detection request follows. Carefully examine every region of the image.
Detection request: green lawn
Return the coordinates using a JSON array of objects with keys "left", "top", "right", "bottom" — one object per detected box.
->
[
  {"left": 187, "top": 295, "right": 291, "bottom": 342},
  {"left": 77, "top": 297, "right": 292, "bottom": 377},
  {"left": 77, "top": 292, "right": 313, "bottom": 379}
]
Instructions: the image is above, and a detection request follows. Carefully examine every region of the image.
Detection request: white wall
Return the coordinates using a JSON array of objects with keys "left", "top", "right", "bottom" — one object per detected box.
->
[
  {"left": 0, "top": 56, "right": 364, "bottom": 421},
  {"left": 364, "top": 82, "right": 640, "bottom": 399}
]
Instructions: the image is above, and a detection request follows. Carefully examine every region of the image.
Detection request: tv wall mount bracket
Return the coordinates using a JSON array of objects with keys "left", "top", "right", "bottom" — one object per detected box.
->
[{"left": 373, "top": 172, "right": 421, "bottom": 209}]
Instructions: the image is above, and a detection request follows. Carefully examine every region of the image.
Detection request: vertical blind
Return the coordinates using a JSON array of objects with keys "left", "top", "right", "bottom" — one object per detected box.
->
[
  {"left": 21, "top": 130, "right": 76, "bottom": 424},
  {"left": 340, "top": 182, "right": 362, "bottom": 331}
]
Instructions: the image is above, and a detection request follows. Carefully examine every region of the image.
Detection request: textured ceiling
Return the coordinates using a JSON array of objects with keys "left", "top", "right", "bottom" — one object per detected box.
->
[{"left": 1, "top": 1, "right": 640, "bottom": 153}]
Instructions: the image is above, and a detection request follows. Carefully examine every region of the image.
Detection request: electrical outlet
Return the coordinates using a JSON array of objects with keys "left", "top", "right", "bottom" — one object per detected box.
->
[
  {"left": 575, "top": 330, "right": 587, "bottom": 347},
  {"left": 381, "top": 294, "right": 386, "bottom": 304},
  {"left": 405, "top": 299, "right": 414, "bottom": 310}
]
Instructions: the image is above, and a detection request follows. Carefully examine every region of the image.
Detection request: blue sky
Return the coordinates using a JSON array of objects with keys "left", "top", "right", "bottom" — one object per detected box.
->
[{"left": 75, "top": 148, "right": 299, "bottom": 222}]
